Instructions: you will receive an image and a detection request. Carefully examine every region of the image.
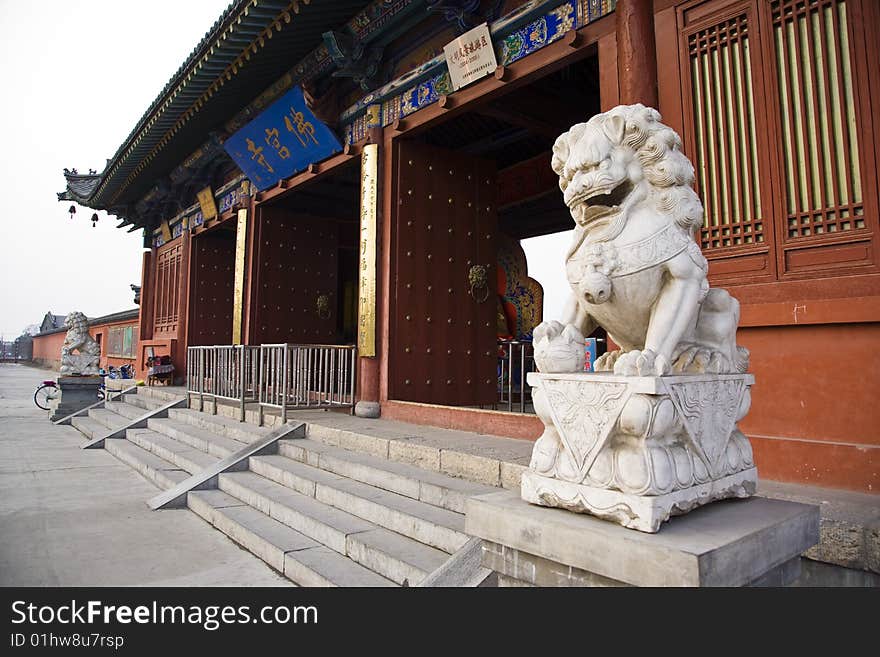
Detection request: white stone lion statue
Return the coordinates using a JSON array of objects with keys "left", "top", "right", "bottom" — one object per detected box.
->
[
  {"left": 59, "top": 311, "right": 101, "bottom": 376},
  {"left": 533, "top": 104, "right": 749, "bottom": 376}
]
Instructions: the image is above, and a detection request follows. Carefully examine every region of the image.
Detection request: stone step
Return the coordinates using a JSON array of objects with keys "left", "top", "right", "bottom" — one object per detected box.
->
[
  {"left": 88, "top": 407, "right": 130, "bottom": 431},
  {"left": 347, "top": 527, "right": 449, "bottom": 586},
  {"left": 218, "top": 471, "right": 447, "bottom": 585},
  {"left": 280, "top": 438, "right": 497, "bottom": 514},
  {"left": 187, "top": 490, "right": 396, "bottom": 587},
  {"left": 168, "top": 408, "right": 271, "bottom": 444},
  {"left": 219, "top": 471, "right": 371, "bottom": 552},
  {"left": 137, "top": 387, "right": 185, "bottom": 404},
  {"left": 71, "top": 416, "right": 107, "bottom": 440},
  {"left": 125, "top": 428, "right": 218, "bottom": 474},
  {"left": 123, "top": 392, "right": 167, "bottom": 411},
  {"left": 249, "top": 454, "right": 469, "bottom": 553},
  {"left": 104, "top": 439, "right": 189, "bottom": 490},
  {"left": 147, "top": 417, "right": 247, "bottom": 459},
  {"left": 103, "top": 400, "right": 150, "bottom": 421}
]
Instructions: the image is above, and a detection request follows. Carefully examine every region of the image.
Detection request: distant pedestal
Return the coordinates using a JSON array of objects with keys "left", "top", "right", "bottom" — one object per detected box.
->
[
  {"left": 466, "top": 491, "right": 819, "bottom": 587},
  {"left": 48, "top": 376, "right": 102, "bottom": 421}
]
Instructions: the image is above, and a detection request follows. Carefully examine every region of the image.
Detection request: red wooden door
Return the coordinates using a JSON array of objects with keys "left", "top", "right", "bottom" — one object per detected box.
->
[
  {"left": 189, "top": 231, "right": 235, "bottom": 346},
  {"left": 253, "top": 207, "right": 340, "bottom": 345},
  {"left": 392, "top": 140, "right": 498, "bottom": 406}
]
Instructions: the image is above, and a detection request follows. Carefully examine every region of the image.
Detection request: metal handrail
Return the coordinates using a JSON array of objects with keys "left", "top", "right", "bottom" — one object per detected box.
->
[
  {"left": 497, "top": 339, "right": 535, "bottom": 414},
  {"left": 187, "top": 343, "right": 357, "bottom": 424}
]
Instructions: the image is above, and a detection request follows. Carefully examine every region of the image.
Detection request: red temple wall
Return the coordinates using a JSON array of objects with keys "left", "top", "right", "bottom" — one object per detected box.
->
[{"left": 31, "top": 317, "right": 139, "bottom": 373}]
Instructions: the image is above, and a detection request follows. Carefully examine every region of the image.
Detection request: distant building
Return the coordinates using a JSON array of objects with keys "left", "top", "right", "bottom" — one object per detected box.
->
[
  {"left": 14, "top": 333, "right": 33, "bottom": 361},
  {"left": 32, "top": 309, "right": 140, "bottom": 372},
  {"left": 38, "top": 312, "right": 67, "bottom": 334}
]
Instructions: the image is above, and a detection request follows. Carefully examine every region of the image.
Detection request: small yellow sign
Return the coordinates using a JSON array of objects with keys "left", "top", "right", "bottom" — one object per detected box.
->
[
  {"left": 197, "top": 186, "right": 219, "bottom": 221},
  {"left": 358, "top": 144, "right": 379, "bottom": 358}
]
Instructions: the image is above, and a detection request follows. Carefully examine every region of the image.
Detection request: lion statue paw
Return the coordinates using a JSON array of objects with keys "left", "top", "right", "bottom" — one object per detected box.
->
[
  {"left": 612, "top": 349, "right": 671, "bottom": 376},
  {"left": 672, "top": 345, "right": 721, "bottom": 373},
  {"left": 593, "top": 349, "right": 622, "bottom": 372}
]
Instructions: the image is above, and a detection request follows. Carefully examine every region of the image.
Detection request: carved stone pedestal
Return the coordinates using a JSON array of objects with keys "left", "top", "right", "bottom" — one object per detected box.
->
[
  {"left": 48, "top": 376, "right": 102, "bottom": 421},
  {"left": 524, "top": 372, "right": 757, "bottom": 533}
]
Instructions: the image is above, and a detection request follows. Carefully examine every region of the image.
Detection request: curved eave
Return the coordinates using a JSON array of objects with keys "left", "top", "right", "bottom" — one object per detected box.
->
[
  {"left": 57, "top": 173, "right": 102, "bottom": 205},
  {"left": 75, "top": 0, "right": 371, "bottom": 212}
]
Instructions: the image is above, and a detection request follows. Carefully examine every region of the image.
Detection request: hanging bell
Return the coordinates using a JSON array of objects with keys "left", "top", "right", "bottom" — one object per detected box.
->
[
  {"left": 91, "top": 213, "right": 99, "bottom": 228},
  {"left": 68, "top": 205, "right": 76, "bottom": 219}
]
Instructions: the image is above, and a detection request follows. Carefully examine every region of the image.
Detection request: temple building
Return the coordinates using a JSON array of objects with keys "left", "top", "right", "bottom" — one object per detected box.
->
[{"left": 59, "top": 0, "right": 878, "bottom": 496}]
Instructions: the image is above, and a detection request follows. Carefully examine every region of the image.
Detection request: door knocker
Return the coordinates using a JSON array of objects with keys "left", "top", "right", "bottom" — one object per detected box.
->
[
  {"left": 468, "top": 264, "right": 490, "bottom": 303},
  {"left": 316, "top": 294, "right": 331, "bottom": 320}
]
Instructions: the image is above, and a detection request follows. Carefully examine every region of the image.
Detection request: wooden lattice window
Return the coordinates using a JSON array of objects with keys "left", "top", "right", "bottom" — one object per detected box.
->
[
  {"left": 154, "top": 242, "right": 182, "bottom": 335},
  {"left": 770, "top": 0, "right": 864, "bottom": 239},
  {"left": 687, "top": 9, "right": 766, "bottom": 251},
  {"left": 679, "top": 0, "right": 877, "bottom": 281}
]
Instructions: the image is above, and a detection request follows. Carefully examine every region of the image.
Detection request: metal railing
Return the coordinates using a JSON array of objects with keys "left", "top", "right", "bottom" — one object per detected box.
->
[
  {"left": 187, "top": 343, "right": 357, "bottom": 423},
  {"left": 497, "top": 340, "right": 535, "bottom": 414},
  {"left": 186, "top": 345, "right": 258, "bottom": 421},
  {"left": 256, "top": 344, "right": 356, "bottom": 423}
]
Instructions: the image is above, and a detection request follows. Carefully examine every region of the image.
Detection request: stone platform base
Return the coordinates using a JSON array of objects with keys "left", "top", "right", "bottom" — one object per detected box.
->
[
  {"left": 521, "top": 467, "right": 757, "bottom": 533},
  {"left": 466, "top": 491, "right": 819, "bottom": 587},
  {"left": 484, "top": 541, "right": 804, "bottom": 587},
  {"left": 48, "top": 376, "right": 102, "bottom": 422}
]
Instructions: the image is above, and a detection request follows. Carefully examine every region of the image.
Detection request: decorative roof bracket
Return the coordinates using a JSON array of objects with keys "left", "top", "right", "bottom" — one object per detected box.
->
[
  {"left": 426, "top": 0, "right": 504, "bottom": 34},
  {"left": 322, "top": 29, "right": 384, "bottom": 92}
]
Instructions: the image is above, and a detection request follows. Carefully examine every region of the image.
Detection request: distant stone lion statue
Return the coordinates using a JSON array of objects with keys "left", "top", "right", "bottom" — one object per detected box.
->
[
  {"left": 534, "top": 104, "right": 749, "bottom": 376},
  {"left": 60, "top": 311, "right": 100, "bottom": 376}
]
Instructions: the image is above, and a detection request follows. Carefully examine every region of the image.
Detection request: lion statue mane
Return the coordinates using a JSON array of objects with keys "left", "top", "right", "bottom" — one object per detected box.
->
[
  {"left": 534, "top": 104, "right": 749, "bottom": 376},
  {"left": 60, "top": 311, "right": 101, "bottom": 376}
]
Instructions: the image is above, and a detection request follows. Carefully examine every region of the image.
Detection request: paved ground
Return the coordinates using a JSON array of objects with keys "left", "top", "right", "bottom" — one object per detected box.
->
[
  {"left": 0, "top": 363, "right": 291, "bottom": 586},
  {"left": 3, "top": 362, "right": 875, "bottom": 586}
]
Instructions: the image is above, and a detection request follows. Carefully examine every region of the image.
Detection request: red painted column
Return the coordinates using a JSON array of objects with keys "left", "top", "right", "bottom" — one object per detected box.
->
[
  {"left": 174, "top": 229, "right": 192, "bottom": 380},
  {"left": 616, "top": 0, "right": 658, "bottom": 108},
  {"left": 138, "top": 250, "right": 154, "bottom": 342},
  {"left": 136, "top": 250, "right": 154, "bottom": 375},
  {"left": 355, "top": 127, "right": 384, "bottom": 418}
]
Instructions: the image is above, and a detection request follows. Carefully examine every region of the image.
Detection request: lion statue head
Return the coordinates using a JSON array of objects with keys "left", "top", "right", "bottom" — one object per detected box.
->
[
  {"left": 64, "top": 311, "right": 89, "bottom": 334},
  {"left": 551, "top": 104, "right": 704, "bottom": 244}
]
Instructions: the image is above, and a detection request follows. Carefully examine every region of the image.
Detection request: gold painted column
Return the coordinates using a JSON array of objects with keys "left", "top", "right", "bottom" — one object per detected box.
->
[
  {"left": 231, "top": 209, "right": 248, "bottom": 345},
  {"left": 355, "top": 138, "right": 381, "bottom": 418}
]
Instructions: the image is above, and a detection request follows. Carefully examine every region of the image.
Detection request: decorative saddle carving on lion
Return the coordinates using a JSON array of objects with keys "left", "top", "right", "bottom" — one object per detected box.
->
[
  {"left": 60, "top": 311, "right": 101, "bottom": 376},
  {"left": 533, "top": 104, "right": 749, "bottom": 377}
]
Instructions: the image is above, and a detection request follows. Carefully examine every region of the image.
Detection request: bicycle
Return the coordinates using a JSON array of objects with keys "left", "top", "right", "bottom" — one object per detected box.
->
[{"left": 33, "top": 380, "right": 61, "bottom": 410}]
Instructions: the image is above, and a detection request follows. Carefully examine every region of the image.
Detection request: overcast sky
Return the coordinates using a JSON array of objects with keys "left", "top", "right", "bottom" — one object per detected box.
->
[
  {"left": 0, "top": 0, "right": 572, "bottom": 340},
  {"left": 0, "top": 0, "right": 231, "bottom": 338}
]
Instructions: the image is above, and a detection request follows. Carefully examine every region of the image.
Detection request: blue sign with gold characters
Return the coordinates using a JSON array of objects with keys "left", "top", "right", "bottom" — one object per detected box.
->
[{"left": 223, "top": 86, "right": 342, "bottom": 191}]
